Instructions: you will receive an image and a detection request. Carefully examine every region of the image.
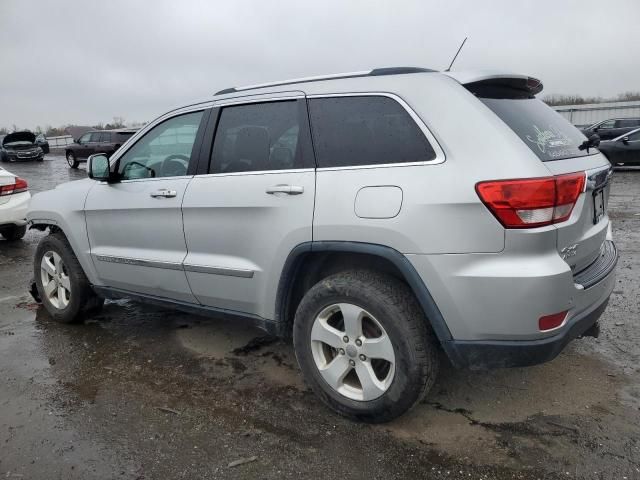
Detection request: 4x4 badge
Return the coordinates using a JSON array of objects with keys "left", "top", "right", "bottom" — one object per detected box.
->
[{"left": 561, "top": 244, "right": 579, "bottom": 259}]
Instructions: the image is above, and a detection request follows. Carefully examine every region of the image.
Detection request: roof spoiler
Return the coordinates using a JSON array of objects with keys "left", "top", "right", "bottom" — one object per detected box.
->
[{"left": 444, "top": 71, "right": 543, "bottom": 96}]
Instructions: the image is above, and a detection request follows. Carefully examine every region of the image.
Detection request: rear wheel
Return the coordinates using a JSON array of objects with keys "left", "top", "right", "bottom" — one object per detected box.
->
[
  {"left": 1, "top": 225, "right": 27, "bottom": 241},
  {"left": 66, "top": 151, "right": 79, "bottom": 168},
  {"left": 34, "top": 232, "right": 103, "bottom": 323},
  {"left": 293, "top": 270, "right": 439, "bottom": 423}
]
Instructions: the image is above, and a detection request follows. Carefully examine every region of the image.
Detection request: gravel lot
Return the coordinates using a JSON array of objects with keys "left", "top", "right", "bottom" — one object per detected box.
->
[{"left": 1, "top": 155, "right": 639, "bottom": 479}]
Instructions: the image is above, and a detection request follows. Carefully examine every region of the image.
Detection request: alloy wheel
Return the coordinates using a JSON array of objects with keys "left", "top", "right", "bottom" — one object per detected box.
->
[
  {"left": 310, "top": 303, "right": 395, "bottom": 401},
  {"left": 40, "top": 251, "right": 71, "bottom": 309}
]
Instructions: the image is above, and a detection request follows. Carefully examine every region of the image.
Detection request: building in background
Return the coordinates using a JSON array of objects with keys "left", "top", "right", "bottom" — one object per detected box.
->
[{"left": 554, "top": 101, "right": 640, "bottom": 128}]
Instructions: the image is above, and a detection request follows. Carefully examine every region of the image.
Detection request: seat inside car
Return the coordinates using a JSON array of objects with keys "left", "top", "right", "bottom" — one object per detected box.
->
[{"left": 225, "top": 126, "right": 270, "bottom": 172}]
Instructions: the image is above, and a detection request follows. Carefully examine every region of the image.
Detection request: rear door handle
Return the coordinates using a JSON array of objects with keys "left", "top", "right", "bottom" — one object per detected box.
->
[
  {"left": 150, "top": 189, "right": 177, "bottom": 198},
  {"left": 266, "top": 185, "right": 304, "bottom": 195}
]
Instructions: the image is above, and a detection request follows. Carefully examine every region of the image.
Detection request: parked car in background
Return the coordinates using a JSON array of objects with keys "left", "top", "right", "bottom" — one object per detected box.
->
[
  {"left": 35, "top": 133, "right": 50, "bottom": 154},
  {"left": 0, "top": 131, "right": 44, "bottom": 163},
  {"left": 65, "top": 129, "right": 137, "bottom": 168},
  {"left": 0, "top": 166, "right": 30, "bottom": 240},
  {"left": 581, "top": 118, "right": 640, "bottom": 141},
  {"left": 29, "top": 67, "right": 616, "bottom": 422},
  {"left": 598, "top": 127, "right": 640, "bottom": 166}
]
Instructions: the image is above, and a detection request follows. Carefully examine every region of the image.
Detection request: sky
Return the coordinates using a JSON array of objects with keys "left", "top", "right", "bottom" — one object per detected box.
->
[{"left": 0, "top": 0, "right": 638, "bottom": 131}]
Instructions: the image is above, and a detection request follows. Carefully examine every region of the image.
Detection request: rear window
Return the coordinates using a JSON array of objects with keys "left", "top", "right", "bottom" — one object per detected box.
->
[
  {"left": 308, "top": 96, "right": 436, "bottom": 168},
  {"left": 480, "top": 97, "right": 590, "bottom": 162}
]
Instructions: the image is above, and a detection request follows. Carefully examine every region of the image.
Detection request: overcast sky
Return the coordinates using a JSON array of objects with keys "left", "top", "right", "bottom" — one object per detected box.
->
[{"left": 0, "top": 0, "right": 638, "bottom": 130}]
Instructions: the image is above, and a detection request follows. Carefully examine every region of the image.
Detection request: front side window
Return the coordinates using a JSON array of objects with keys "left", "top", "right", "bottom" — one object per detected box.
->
[
  {"left": 210, "top": 100, "right": 312, "bottom": 174},
  {"left": 89, "top": 132, "right": 102, "bottom": 142},
  {"left": 308, "top": 96, "right": 436, "bottom": 168},
  {"left": 598, "top": 120, "right": 615, "bottom": 130},
  {"left": 117, "top": 111, "right": 203, "bottom": 180},
  {"left": 78, "top": 133, "right": 91, "bottom": 144}
]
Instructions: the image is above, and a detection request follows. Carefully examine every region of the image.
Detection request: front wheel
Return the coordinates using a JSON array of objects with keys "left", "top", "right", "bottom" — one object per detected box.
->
[
  {"left": 66, "top": 151, "right": 79, "bottom": 168},
  {"left": 34, "top": 232, "right": 103, "bottom": 323},
  {"left": 293, "top": 270, "right": 439, "bottom": 423}
]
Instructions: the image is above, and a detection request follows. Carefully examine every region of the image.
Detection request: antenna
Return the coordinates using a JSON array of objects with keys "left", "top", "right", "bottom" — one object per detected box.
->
[{"left": 445, "top": 37, "right": 468, "bottom": 72}]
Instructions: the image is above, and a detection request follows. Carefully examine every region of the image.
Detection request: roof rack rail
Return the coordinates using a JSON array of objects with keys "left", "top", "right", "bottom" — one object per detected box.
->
[{"left": 214, "top": 67, "right": 436, "bottom": 96}]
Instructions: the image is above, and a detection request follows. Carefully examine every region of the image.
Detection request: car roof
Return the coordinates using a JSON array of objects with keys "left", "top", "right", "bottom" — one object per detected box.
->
[
  {"left": 91, "top": 128, "right": 138, "bottom": 134},
  {"left": 212, "top": 67, "right": 543, "bottom": 100}
]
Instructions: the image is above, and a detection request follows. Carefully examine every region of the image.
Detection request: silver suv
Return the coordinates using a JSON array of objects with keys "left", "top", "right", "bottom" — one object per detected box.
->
[{"left": 28, "top": 67, "right": 617, "bottom": 422}]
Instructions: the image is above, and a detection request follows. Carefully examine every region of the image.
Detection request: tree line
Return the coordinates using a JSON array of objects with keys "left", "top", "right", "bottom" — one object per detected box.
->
[
  {"left": 543, "top": 91, "right": 640, "bottom": 106},
  {"left": 0, "top": 117, "right": 146, "bottom": 136}
]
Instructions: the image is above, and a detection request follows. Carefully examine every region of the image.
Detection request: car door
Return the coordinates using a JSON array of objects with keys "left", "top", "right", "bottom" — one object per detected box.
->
[
  {"left": 84, "top": 108, "right": 209, "bottom": 302},
  {"left": 621, "top": 130, "right": 640, "bottom": 163},
  {"left": 181, "top": 94, "right": 316, "bottom": 319},
  {"left": 596, "top": 119, "right": 618, "bottom": 140},
  {"left": 87, "top": 132, "right": 103, "bottom": 157},
  {"left": 76, "top": 133, "right": 92, "bottom": 158},
  {"left": 96, "top": 131, "right": 111, "bottom": 156}
]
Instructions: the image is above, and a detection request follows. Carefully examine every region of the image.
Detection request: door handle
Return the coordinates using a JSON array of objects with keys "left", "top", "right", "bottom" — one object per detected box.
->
[
  {"left": 266, "top": 185, "right": 304, "bottom": 195},
  {"left": 150, "top": 189, "right": 177, "bottom": 198}
]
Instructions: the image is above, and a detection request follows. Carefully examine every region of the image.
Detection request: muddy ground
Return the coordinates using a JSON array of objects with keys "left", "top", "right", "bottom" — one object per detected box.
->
[{"left": 1, "top": 155, "right": 639, "bottom": 479}]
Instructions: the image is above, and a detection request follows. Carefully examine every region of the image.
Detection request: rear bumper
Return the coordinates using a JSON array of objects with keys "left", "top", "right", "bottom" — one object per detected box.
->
[
  {"left": 0, "top": 192, "right": 30, "bottom": 227},
  {"left": 445, "top": 295, "right": 610, "bottom": 369},
  {"left": 440, "top": 240, "right": 617, "bottom": 369}
]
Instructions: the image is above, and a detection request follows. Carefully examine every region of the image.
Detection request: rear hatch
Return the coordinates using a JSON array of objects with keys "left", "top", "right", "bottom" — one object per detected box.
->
[{"left": 458, "top": 73, "right": 611, "bottom": 273}]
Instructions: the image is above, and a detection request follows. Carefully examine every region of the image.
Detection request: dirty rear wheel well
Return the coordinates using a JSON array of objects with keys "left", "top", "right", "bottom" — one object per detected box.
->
[{"left": 280, "top": 250, "right": 414, "bottom": 337}]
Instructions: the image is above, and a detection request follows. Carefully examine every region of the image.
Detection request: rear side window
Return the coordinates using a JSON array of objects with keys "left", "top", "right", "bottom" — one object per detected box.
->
[
  {"left": 102, "top": 132, "right": 112, "bottom": 143},
  {"left": 308, "top": 96, "right": 436, "bottom": 168},
  {"left": 210, "top": 100, "right": 313, "bottom": 174},
  {"left": 616, "top": 119, "right": 639, "bottom": 128},
  {"left": 480, "top": 97, "right": 590, "bottom": 162},
  {"left": 116, "top": 132, "right": 135, "bottom": 143}
]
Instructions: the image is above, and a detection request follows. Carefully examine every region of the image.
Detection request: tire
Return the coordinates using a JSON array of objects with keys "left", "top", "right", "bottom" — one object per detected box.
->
[
  {"left": 34, "top": 232, "right": 104, "bottom": 323},
  {"left": 1, "top": 225, "right": 27, "bottom": 241},
  {"left": 293, "top": 270, "right": 439, "bottom": 423},
  {"left": 66, "top": 151, "right": 79, "bottom": 169}
]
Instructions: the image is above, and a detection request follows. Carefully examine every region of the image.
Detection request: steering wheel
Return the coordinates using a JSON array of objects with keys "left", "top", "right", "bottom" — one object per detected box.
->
[{"left": 161, "top": 154, "right": 190, "bottom": 177}]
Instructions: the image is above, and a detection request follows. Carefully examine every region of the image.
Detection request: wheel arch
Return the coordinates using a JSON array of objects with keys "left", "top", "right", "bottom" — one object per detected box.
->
[{"left": 275, "top": 241, "right": 453, "bottom": 346}]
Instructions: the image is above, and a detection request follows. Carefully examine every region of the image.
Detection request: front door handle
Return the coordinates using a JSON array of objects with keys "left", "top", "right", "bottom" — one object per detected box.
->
[
  {"left": 266, "top": 185, "right": 304, "bottom": 195},
  {"left": 150, "top": 189, "right": 177, "bottom": 198}
]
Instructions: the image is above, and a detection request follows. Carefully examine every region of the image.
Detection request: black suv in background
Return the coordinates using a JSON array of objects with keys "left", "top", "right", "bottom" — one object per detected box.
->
[
  {"left": 65, "top": 129, "right": 137, "bottom": 168},
  {"left": 581, "top": 118, "right": 640, "bottom": 141}
]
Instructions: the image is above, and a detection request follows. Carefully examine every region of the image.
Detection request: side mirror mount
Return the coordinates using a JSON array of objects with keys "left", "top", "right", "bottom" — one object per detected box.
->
[
  {"left": 593, "top": 127, "right": 599, "bottom": 132},
  {"left": 87, "top": 154, "right": 112, "bottom": 182},
  {"left": 622, "top": 136, "right": 630, "bottom": 145}
]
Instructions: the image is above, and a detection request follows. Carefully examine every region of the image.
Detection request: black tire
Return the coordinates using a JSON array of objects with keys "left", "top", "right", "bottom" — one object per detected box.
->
[
  {"left": 66, "top": 151, "right": 79, "bottom": 168},
  {"left": 293, "top": 270, "right": 439, "bottom": 423},
  {"left": 1, "top": 225, "right": 27, "bottom": 241},
  {"left": 34, "top": 232, "right": 104, "bottom": 323}
]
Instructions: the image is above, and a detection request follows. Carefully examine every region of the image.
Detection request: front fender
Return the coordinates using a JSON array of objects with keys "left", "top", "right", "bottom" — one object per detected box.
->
[{"left": 28, "top": 179, "right": 101, "bottom": 285}]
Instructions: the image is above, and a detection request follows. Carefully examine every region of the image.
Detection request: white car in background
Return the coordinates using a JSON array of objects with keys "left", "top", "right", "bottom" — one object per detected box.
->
[{"left": 0, "top": 167, "right": 30, "bottom": 241}]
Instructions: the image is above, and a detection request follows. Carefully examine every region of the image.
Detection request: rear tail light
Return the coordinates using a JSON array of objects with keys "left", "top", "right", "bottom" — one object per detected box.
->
[
  {"left": 0, "top": 177, "right": 28, "bottom": 196},
  {"left": 539, "top": 311, "right": 568, "bottom": 331},
  {"left": 476, "top": 172, "right": 585, "bottom": 228}
]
